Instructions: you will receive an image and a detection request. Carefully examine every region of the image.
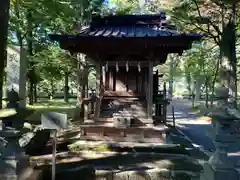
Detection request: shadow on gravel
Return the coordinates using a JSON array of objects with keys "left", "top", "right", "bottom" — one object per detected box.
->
[{"left": 177, "top": 124, "right": 215, "bottom": 152}]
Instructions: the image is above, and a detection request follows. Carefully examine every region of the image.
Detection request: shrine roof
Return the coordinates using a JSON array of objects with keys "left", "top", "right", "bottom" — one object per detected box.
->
[
  {"left": 49, "top": 13, "right": 202, "bottom": 57},
  {"left": 50, "top": 13, "right": 202, "bottom": 40}
]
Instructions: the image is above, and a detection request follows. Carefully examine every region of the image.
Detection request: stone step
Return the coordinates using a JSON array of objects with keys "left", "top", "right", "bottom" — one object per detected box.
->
[
  {"left": 100, "top": 109, "right": 147, "bottom": 115},
  {"left": 68, "top": 140, "right": 187, "bottom": 154},
  {"left": 101, "top": 109, "right": 146, "bottom": 113},
  {"left": 100, "top": 108, "right": 147, "bottom": 113},
  {"left": 101, "top": 106, "right": 146, "bottom": 109},
  {"left": 100, "top": 98, "right": 148, "bottom": 123},
  {"left": 79, "top": 135, "right": 164, "bottom": 143},
  {"left": 69, "top": 140, "right": 179, "bottom": 149},
  {"left": 30, "top": 151, "right": 202, "bottom": 179},
  {"left": 96, "top": 118, "right": 152, "bottom": 125},
  {"left": 101, "top": 103, "right": 147, "bottom": 107},
  {"left": 101, "top": 99, "right": 147, "bottom": 109},
  {"left": 31, "top": 165, "right": 200, "bottom": 180},
  {"left": 79, "top": 125, "right": 168, "bottom": 143},
  {"left": 99, "top": 113, "right": 147, "bottom": 119},
  {"left": 99, "top": 115, "right": 148, "bottom": 120}
]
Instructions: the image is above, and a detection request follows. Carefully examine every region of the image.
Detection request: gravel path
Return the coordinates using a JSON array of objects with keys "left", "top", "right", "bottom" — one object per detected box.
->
[
  {"left": 167, "top": 99, "right": 240, "bottom": 166},
  {"left": 167, "top": 99, "right": 214, "bottom": 152}
]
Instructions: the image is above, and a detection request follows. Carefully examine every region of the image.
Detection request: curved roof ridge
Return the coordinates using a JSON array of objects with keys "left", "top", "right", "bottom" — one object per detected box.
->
[{"left": 91, "top": 13, "right": 167, "bottom": 27}]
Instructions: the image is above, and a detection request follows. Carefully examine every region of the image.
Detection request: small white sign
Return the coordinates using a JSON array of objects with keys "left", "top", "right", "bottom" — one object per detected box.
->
[{"left": 41, "top": 112, "right": 67, "bottom": 130}]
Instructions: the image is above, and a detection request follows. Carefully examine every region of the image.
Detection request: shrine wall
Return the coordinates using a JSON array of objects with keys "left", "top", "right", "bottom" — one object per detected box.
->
[{"left": 104, "top": 66, "right": 148, "bottom": 96}]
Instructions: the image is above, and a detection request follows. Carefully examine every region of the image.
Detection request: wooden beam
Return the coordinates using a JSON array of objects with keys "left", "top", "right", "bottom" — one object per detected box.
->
[
  {"left": 102, "top": 61, "right": 153, "bottom": 67},
  {"left": 60, "top": 36, "right": 193, "bottom": 54}
]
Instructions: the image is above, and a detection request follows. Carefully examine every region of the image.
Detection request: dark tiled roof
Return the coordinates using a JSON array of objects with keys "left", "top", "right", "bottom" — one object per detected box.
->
[
  {"left": 77, "top": 14, "right": 176, "bottom": 38},
  {"left": 49, "top": 13, "right": 202, "bottom": 41},
  {"left": 90, "top": 13, "right": 167, "bottom": 27},
  {"left": 78, "top": 26, "right": 178, "bottom": 38},
  {"left": 76, "top": 14, "right": 202, "bottom": 39}
]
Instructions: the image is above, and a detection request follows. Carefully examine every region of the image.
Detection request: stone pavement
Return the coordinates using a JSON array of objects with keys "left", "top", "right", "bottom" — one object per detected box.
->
[{"left": 167, "top": 99, "right": 240, "bottom": 166}]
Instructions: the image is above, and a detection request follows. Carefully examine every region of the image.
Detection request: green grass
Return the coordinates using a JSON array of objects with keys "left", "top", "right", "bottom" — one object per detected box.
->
[
  {"left": 27, "top": 98, "right": 76, "bottom": 109},
  {"left": 190, "top": 105, "right": 201, "bottom": 114},
  {"left": 26, "top": 98, "right": 77, "bottom": 124}
]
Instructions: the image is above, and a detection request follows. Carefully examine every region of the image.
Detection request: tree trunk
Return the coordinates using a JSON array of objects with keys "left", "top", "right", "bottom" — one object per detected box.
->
[
  {"left": 185, "top": 71, "right": 192, "bottom": 98},
  {"left": 64, "top": 72, "right": 69, "bottom": 103},
  {"left": 14, "top": 0, "right": 23, "bottom": 47},
  {"left": 33, "top": 83, "right": 37, "bottom": 103},
  {"left": 0, "top": 0, "right": 10, "bottom": 108},
  {"left": 14, "top": 0, "right": 27, "bottom": 107},
  {"left": 27, "top": 11, "right": 34, "bottom": 105},
  {"left": 50, "top": 79, "right": 54, "bottom": 100},
  {"left": 205, "top": 77, "right": 209, "bottom": 108},
  {"left": 210, "top": 58, "right": 220, "bottom": 107},
  {"left": 219, "top": 20, "right": 237, "bottom": 108},
  {"left": 195, "top": 78, "right": 202, "bottom": 101},
  {"left": 73, "top": 54, "right": 84, "bottom": 122},
  {"left": 29, "top": 81, "right": 34, "bottom": 104}
]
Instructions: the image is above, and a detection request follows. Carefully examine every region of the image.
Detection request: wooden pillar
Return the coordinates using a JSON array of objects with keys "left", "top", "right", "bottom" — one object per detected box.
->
[
  {"left": 83, "top": 67, "right": 88, "bottom": 120},
  {"left": 147, "top": 60, "right": 153, "bottom": 123},
  {"left": 102, "top": 66, "right": 106, "bottom": 89},
  {"left": 94, "top": 62, "right": 101, "bottom": 119},
  {"left": 73, "top": 53, "right": 84, "bottom": 123}
]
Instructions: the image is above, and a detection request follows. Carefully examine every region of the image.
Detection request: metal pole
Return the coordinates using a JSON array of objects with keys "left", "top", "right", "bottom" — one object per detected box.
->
[
  {"left": 169, "top": 55, "right": 174, "bottom": 100},
  {"left": 172, "top": 106, "right": 175, "bottom": 128},
  {"left": 52, "top": 130, "right": 57, "bottom": 180}
]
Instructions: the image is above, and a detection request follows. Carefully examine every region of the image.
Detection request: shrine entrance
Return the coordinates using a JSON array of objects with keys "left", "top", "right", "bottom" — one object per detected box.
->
[{"left": 50, "top": 13, "right": 201, "bottom": 128}]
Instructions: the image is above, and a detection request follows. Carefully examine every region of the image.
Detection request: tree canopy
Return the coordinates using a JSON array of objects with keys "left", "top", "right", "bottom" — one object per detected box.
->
[{"left": 2, "top": 0, "right": 240, "bottom": 108}]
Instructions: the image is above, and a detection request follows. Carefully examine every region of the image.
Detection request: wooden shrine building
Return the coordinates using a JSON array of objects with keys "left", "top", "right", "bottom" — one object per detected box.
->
[{"left": 50, "top": 13, "right": 201, "bottom": 126}]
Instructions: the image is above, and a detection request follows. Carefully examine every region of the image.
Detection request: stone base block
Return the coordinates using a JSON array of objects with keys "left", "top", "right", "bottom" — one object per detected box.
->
[
  {"left": 0, "top": 155, "right": 29, "bottom": 180},
  {"left": 113, "top": 117, "right": 131, "bottom": 128},
  {"left": 0, "top": 174, "right": 17, "bottom": 180},
  {"left": 96, "top": 169, "right": 198, "bottom": 180},
  {"left": 201, "top": 163, "right": 239, "bottom": 180}
]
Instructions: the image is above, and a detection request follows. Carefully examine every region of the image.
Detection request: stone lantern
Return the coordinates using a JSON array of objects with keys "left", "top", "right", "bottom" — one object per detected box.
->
[
  {"left": 0, "top": 90, "right": 34, "bottom": 180},
  {"left": 201, "top": 86, "right": 239, "bottom": 180},
  {"left": 2, "top": 89, "right": 23, "bottom": 129}
]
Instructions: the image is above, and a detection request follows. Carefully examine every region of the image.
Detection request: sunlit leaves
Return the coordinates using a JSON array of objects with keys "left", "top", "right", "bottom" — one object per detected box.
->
[
  {"left": 107, "top": 0, "right": 140, "bottom": 14},
  {"left": 181, "top": 42, "right": 219, "bottom": 85}
]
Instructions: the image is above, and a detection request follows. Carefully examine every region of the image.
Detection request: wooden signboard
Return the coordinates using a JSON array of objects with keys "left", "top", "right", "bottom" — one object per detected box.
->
[{"left": 41, "top": 112, "right": 67, "bottom": 180}]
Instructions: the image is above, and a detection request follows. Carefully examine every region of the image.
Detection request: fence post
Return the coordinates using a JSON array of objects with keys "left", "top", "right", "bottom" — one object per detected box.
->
[{"left": 172, "top": 106, "right": 175, "bottom": 128}]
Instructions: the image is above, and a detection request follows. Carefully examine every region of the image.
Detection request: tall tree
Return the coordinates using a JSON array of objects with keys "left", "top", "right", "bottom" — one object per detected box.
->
[
  {"left": 181, "top": 42, "right": 219, "bottom": 103},
  {"left": 9, "top": 0, "right": 78, "bottom": 104},
  {"left": 107, "top": 0, "right": 139, "bottom": 14},
  {"left": 171, "top": 0, "right": 239, "bottom": 107},
  {"left": 0, "top": 0, "right": 10, "bottom": 108}
]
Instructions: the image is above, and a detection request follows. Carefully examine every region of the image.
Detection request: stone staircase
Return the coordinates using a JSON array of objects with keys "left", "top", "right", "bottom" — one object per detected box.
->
[
  {"left": 29, "top": 153, "right": 203, "bottom": 180},
  {"left": 79, "top": 125, "right": 168, "bottom": 143},
  {"left": 99, "top": 97, "right": 148, "bottom": 125},
  {"left": 79, "top": 96, "right": 168, "bottom": 144}
]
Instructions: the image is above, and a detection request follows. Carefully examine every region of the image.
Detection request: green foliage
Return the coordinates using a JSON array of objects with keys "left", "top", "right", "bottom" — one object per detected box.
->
[
  {"left": 32, "top": 45, "right": 77, "bottom": 93},
  {"left": 171, "top": 0, "right": 240, "bottom": 43},
  {"left": 179, "top": 42, "right": 220, "bottom": 95},
  {"left": 7, "top": 0, "right": 106, "bottom": 99},
  {"left": 108, "top": 0, "right": 140, "bottom": 14},
  {"left": 144, "top": 0, "right": 176, "bottom": 13},
  {"left": 157, "top": 54, "right": 182, "bottom": 82},
  {"left": 182, "top": 42, "right": 218, "bottom": 81}
]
